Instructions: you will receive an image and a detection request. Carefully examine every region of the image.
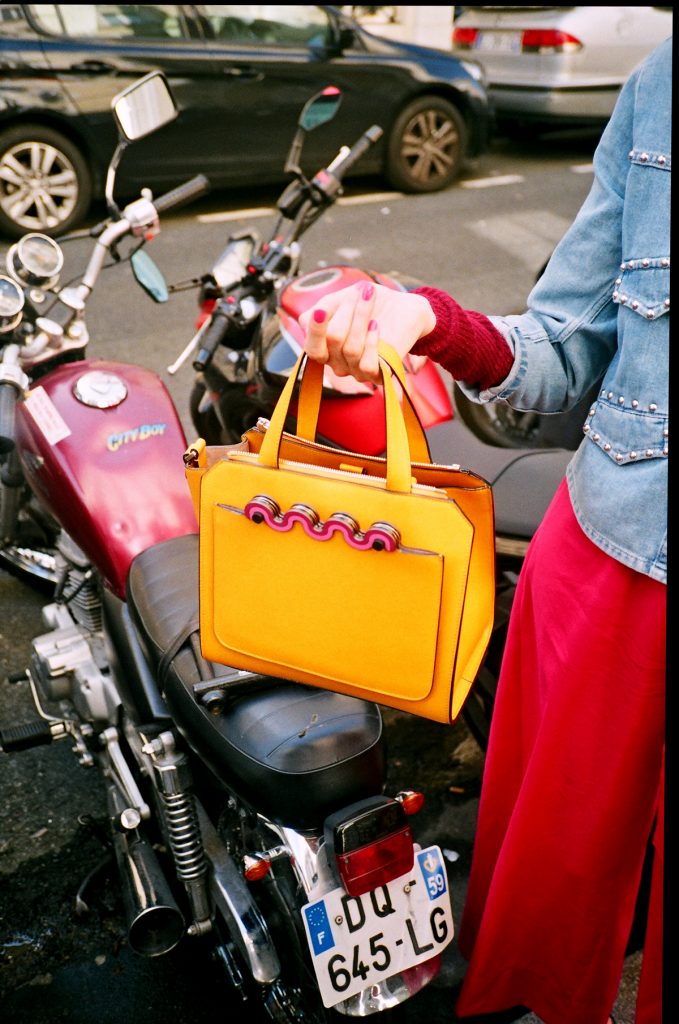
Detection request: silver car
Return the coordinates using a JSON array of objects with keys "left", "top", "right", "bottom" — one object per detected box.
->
[{"left": 452, "top": 6, "right": 673, "bottom": 131}]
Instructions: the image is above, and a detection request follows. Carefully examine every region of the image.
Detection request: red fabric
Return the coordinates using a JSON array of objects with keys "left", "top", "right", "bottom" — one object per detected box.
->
[
  {"left": 455, "top": 478, "right": 666, "bottom": 1024},
  {"left": 411, "top": 286, "right": 513, "bottom": 389},
  {"left": 634, "top": 749, "right": 664, "bottom": 1024}
]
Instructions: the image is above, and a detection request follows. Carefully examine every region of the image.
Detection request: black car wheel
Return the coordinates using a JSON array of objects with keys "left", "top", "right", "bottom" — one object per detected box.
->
[
  {"left": 386, "top": 96, "right": 467, "bottom": 193},
  {"left": 0, "top": 124, "right": 92, "bottom": 239}
]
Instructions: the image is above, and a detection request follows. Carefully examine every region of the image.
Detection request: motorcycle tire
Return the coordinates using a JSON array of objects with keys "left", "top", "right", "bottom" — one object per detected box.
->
[
  {"left": 189, "top": 380, "right": 268, "bottom": 446},
  {"left": 217, "top": 802, "right": 346, "bottom": 1024},
  {"left": 453, "top": 383, "right": 597, "bottom": 451}
]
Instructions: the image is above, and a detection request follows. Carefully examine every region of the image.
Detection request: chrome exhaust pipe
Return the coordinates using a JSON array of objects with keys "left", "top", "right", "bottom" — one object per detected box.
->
[{"left": 107, "top": 785, "right": 185, "bottom": 957}]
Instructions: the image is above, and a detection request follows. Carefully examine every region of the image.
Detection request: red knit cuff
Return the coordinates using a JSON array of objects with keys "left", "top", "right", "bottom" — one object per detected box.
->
[{"left": 411, "top": 286, "right": 513, "bottom": 390}]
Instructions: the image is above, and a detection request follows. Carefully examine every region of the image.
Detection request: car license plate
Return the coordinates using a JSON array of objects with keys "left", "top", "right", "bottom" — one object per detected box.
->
[
  {"left": 301, "top": 846, "right": 454, "bottom": 1008},
  {"left": 476, "top": 30, "right": 522, "bottom": 54}
]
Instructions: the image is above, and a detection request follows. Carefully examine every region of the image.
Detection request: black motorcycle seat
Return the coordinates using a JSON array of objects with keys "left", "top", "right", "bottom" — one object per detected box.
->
[
  {"left": 126, "top": 533, "right": 385, "bottom": 830},
  {"left": 426, "top": 417, "right": 573, "bottom": 538}
]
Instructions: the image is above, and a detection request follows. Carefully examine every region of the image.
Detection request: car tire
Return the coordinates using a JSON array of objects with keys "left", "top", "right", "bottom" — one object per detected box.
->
[
  {"left": 385, "top": 95, "right": 468, "bottom": 194},
  {"left": 0, "top": 124, "right": 92, "bottom": 240}
]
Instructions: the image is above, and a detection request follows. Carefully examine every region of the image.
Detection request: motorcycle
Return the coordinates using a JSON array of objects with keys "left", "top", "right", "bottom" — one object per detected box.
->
[
  {"left": 0, "top": 72, "right": 457, "bottom": 1021},
  {"left": 164, "top": 85, "right": 453, "bottom": 455},
  {"left": 165, "top": 85, "right": 580, "bottom": 749}
]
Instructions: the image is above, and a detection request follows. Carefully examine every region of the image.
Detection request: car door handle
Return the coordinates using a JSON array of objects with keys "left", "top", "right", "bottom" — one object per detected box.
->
[
  {"left": 69, "top": 60, "right": 117, "bottom": 74},
  {"left": 223, "top": 66, "right": 264, "bottom": 81}
]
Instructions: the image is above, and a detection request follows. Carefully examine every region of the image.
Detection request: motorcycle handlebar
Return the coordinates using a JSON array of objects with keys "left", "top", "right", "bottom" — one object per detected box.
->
[
  {"left": 192, "top": 307, "right": 230, "bottom": 372},
  {"left": 0, "top": 382, "right": 19, "bottom": 455},
  {"left": 327, "top": 125, "right": 383, "bottom": 181},
  {"left": 153, "top": 174, "right": 210, "bottom": 215}
]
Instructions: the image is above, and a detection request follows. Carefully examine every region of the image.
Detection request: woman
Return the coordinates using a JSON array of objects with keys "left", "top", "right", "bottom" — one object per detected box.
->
[{"left": 299, "top": 37, "right": 669, "bottom": 1024}]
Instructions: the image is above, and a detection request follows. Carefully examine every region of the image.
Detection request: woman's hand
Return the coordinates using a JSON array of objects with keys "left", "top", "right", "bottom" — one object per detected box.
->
[{"left": 299, "top": 280, "right": 436, "bottom": 382}]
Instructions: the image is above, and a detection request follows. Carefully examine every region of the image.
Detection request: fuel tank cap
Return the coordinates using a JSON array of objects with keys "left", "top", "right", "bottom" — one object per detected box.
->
[{"left": 73, "top": 370, "right": 128, "bottom": 408}]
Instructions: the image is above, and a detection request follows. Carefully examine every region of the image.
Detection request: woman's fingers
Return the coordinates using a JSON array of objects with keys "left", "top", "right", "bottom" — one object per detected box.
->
[
  {"left": 303, "top": 307, "right": 330, "bottom": 363},
  {"left": 358, "top": 319, "right": 381, "bottom": 382},
  {"left": 339, "top": 281, "right": 376, "bottom": 373},
  {"left": 301, "top": 280, "right": 433, "bottom": 383}
]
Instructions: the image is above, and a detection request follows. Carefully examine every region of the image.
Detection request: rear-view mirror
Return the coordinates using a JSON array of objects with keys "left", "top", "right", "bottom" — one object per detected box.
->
[
  {"left": 112, "top": 71, "right": 177, "bottom": 143},
  {"left": 298, "top": 87, "right": 342, "bottom": 132}
]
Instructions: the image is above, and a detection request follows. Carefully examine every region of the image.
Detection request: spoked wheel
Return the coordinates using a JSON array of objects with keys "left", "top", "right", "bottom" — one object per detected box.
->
[
  {"left": 0, "top": 124, "right": 92, "bottom": 239},
  {"left": 386, "top": 96, "right": 468, "bottom": 194}
]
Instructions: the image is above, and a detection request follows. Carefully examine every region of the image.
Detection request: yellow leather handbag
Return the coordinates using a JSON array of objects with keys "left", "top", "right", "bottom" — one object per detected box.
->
[{"left": 184, "top": 345, "right": 495, "bottom": 724}]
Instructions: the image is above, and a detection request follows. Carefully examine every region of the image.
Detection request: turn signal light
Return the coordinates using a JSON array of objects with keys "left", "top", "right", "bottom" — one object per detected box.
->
[
  {"left": 243, "top": 855, "right": 271, "bottom": 881},
  {"left": 396, "top": 790, "right": 426, "bottom": 815},
  {"left": 336, "top": 825, "right": 414, "bottom": 898}
]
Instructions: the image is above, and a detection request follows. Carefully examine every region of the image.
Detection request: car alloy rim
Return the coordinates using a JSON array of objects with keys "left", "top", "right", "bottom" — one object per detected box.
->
[
  {"left": 400, "top": 109, "right": 460, "bottom": 186},
  {"left": 0, "top": 140, "right": 79, "bottom": 231}
]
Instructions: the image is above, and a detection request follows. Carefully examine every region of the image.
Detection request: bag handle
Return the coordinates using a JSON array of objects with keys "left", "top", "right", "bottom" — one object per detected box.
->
[
  {"left": 295, "top": 341, "right": 432, "bottom": 465},
  {"left": 259, "top": 344, "right": 418, "bottom": 492}
]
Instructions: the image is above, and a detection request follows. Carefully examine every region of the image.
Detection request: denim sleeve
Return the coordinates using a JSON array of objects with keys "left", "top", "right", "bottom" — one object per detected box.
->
[{"left": 457, "top": 63, "right": 639, "bottom": 414}]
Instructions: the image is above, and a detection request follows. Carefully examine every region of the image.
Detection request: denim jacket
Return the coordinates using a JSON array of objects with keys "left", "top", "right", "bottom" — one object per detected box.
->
[{"left": 459, "top": 37, "right": 671, "bottom": 583}]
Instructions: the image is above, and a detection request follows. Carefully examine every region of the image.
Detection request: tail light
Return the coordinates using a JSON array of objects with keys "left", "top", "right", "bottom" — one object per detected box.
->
[
  {"left": 521, "top": 30, "right": 582, "bottom": 53},
  {"left": 453, "top": 26, "right": 582, "bottom": 54},
  {"left": 452, "top": 26, "right": 478, "bottom": 48},
  {"left": 324, "top": 797, "right": 414, "bottom": 898}
]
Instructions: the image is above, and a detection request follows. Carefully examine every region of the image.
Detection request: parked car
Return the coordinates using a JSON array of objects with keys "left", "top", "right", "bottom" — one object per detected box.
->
[
  {"left": 0, "top": 3, "right": 491, "bottom": 239},
  {"left": 452, "top": 6, "right": 672, "bottom": 133}
]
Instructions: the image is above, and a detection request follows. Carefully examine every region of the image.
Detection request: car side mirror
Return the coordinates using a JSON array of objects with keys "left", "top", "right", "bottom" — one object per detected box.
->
[{"left": 336, "top": 26, "right": 355, "bottom": 52}]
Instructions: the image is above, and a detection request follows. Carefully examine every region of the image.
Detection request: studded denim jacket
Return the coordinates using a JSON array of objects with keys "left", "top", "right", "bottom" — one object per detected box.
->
[{"left": 460, "top": 37, "right": 671, "bottom": 583}]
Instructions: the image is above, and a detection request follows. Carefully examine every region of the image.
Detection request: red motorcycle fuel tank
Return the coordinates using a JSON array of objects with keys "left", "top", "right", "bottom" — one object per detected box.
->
[
  {"left": 16, "top": 359, "right": 197, "bottom": 598},
  {"left": 276, "top": 266, "right": 453, "bottom": 454}
]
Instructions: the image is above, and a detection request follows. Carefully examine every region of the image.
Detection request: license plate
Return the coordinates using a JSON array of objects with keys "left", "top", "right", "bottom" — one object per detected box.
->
[
  {"left": 476, "top": 30, "right": 522, "bottom": 54},
  {"left": 301, "top": 846, "right": 454, "bottom": 1008}
]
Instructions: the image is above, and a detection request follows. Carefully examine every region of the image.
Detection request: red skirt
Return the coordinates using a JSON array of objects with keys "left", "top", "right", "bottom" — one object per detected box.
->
[{"left": 455, "top": 479, "right": 666, "bottom": 1024}]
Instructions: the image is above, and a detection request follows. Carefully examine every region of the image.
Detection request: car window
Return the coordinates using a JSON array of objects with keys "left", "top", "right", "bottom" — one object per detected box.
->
[
  {"left": 201, "top": 5, "right": 331, "bottom": 47},
  {"left": 26, "top": 4, "right": 188, "bottom": 40},
  {"left": 0, "top": 4, "right": 36, "bottom": 35}
]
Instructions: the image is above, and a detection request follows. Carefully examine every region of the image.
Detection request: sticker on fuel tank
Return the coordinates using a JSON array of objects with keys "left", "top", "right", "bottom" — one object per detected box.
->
[{"left": 24, "top": 386, "right": 72, "bottom": 445}]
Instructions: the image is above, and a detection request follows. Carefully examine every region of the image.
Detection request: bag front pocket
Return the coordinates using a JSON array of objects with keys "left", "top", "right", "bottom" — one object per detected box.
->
[{"left": 208, "top": 501, "right": 451, "bottom": 702}]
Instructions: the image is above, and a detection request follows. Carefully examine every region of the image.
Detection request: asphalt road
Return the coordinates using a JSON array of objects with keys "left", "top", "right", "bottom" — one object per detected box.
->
[{"left": 0, "top": 129, "right": 645, "bottom": 1023}]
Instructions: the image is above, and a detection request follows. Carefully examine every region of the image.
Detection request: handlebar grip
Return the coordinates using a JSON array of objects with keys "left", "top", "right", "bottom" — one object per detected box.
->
[
  {"left": 331, "top": 125, "right": 383, "bottom": 180},
  {"left": 193, "top": 308, "right": 230, "bottom": 372},
  {"left": 153, "top": 174, "right": 210, "bottom": 215},
  {"left": 0, "top": 382, "right": 19, "bottom": 455}
]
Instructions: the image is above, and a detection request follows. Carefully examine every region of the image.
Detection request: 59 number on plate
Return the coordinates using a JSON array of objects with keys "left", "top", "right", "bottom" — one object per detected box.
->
[{"left": 301, "top": 846, "right": 454, "bottom": 1008}]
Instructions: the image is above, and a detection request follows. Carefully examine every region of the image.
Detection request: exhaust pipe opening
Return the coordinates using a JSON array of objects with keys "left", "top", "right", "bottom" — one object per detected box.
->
[
  {"left": 106, "top": 782, "right": 186, "bottom": 958},
  {"left": 127, "top": 902, "right": 185, "bottom": 958},
  {"left": 114, "top": 831, "right": 185, "bottom": 957}
]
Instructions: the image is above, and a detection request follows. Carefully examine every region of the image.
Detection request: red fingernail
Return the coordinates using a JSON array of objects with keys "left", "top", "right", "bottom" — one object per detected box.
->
[
  {"left": 313, "top": 308, "right": 327, "bottom": 323},
  {"left": 368, "top": 319, "right": 378, "bottom": 331},
  {"left": 361, "top": 283, "right": 374, "bottom": 301}
]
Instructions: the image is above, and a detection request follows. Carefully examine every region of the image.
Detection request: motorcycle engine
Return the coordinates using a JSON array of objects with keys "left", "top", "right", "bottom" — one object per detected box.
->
[{"left": 28, "top": 532, "right": 120, "bottom": 724}]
